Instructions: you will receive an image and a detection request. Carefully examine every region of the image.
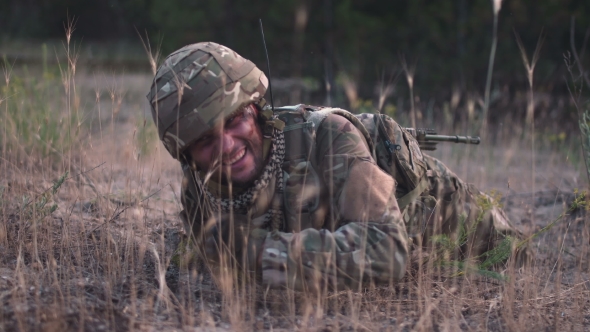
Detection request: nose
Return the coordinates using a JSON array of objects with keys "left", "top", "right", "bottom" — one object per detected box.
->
[{"left": 220, "top": 131, "right": 235, "bottom": 155}]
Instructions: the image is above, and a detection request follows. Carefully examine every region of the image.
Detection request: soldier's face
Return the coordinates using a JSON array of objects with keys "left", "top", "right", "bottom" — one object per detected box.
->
[{"left": 188, "top": 104, "right": 264, "bottom": 186}]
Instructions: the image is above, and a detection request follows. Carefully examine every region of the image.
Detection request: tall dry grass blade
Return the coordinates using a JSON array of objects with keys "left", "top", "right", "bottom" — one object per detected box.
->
[
  {"left": 565, "top": 28, "right": 590, "bottom": 188},
  {"left": 149, "top": 243, "right": 176, "bottom": 311},
  {"left": 377, "top": 69, "right": 400, "bottom": 114},
  {"left": 482, "top": 0, "right": 502, "bottom": 136},
  {"left": 136, "top": 28, "right": 162, "bottom": 76},
  {"left": 570, "top": 17, "right": 590, "bottom": 90},
  {"left": 1, "top": 58, "right": 14, "bottom": 163},
  {"left": 340, "top": 72, "right": 358, "bottom": 111},
  {"left": 2, "top": 57, "right": 15, "bottom": 86},
  {"left": 59, "top": 16, "right": 81, "bottom": 172},
  {"left": 514, "top": 29, "right": 544, "bottom": 227},
  {"left": 578, "top": 111, "right": 590, "bottom": 187},
  {"left": 399, "top": 54, "right": 416, "bottom": 129},
  {"left": 514, "top": 29, "right": 545, "bottom": 127}
]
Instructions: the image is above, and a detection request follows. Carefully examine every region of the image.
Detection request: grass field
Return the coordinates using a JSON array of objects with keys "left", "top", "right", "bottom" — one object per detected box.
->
[{"left": 1, "top": 43, "right": 589, "bottom": 331}]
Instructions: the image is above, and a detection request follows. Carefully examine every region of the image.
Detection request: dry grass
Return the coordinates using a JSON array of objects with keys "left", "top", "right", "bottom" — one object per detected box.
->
[{"left": 1, "top": 37, "right": 590, "bottom": 332}]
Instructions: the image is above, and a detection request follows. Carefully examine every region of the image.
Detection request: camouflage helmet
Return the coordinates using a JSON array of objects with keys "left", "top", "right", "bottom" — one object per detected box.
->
[{"left": 147, "top": 42, "right": 268, "bottom": 159}]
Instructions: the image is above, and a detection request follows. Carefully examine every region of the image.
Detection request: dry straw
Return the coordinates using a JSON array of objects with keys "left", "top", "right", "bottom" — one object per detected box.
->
[{"left": 0, "top": 13, "right": 589, "bottom": 332}]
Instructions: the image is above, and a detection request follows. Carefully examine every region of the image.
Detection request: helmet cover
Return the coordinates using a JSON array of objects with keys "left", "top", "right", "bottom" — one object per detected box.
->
[{"left": 147, "top": 42, "right": 268, "bottom": 159}]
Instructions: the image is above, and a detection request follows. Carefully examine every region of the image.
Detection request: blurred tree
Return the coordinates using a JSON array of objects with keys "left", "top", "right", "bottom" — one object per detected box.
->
[{"left": 0, "top": 0, "right": 589, "bottom": 120}]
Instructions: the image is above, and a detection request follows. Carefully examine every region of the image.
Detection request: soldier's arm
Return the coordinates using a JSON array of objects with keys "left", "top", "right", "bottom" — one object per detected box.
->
[
  {"left": 179, "top": 165, "right": 274, "bottom": 272},
  {"left": 259, "top": 114, "right": 409, "bottom": 290},
  {"left": 179, "top": 165, "right": 237, "bottom": 266}
]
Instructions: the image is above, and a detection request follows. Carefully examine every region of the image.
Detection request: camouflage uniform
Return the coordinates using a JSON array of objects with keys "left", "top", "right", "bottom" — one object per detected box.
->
[{"left": 147, "top": 42, "right": 523, "bottom": 291}]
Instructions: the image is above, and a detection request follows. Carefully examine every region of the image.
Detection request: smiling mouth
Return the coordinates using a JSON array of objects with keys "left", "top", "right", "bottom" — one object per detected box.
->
[{"left": 222, "top": 147, "right": 246, "bottom": 166}]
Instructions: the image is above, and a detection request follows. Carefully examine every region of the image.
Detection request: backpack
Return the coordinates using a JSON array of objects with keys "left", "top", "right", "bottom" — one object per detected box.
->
[{"left": 274, "top": 104, "right": 429, "bottom": 211}]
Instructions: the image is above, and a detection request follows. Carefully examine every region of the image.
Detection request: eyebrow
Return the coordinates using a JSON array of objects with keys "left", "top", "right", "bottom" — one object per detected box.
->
[
  {"left": 196, "top": 105, "right": 250, "bottom": 143},
  {"left": 226, "top": 104, "right": 250, "bottom": 121}
]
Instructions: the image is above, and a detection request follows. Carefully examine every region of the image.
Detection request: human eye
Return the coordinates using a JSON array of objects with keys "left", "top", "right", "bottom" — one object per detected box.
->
[
  {"left": 196, "top": 131, "right": 215, "bottom": 145},
  {"left": 225, "top": 111, "right": 246, "bottom": 127},
  {"left": 225, "top": 115, "right": 237, "bottom": 125}
]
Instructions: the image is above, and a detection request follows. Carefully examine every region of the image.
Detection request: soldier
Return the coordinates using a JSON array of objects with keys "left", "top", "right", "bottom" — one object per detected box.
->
[{"left": 147, "top": 42, "right": 525, "bottom": 290}]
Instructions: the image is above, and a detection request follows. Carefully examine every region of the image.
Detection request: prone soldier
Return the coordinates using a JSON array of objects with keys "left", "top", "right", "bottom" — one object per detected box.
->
[{"left": 147, "top": 42, "right": 526, "bottom": 290}]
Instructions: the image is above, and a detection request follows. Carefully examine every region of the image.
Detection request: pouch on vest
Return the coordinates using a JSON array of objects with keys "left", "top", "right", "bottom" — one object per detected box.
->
[
  {"left": 275, "top": 105, "right": 328, "bottom": 232},
  {"left": 354, "top": 112, "right": 428, "bottom": 205}
]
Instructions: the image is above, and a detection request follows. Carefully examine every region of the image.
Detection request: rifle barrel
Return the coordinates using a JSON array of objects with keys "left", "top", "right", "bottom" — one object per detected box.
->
[{"left": 423, "top": 134, "right": 480, "bottom": 144}]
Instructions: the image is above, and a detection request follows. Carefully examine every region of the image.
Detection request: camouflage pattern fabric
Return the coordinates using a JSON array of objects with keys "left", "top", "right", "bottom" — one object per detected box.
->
[
  {"left": 259, "top": 114, "right": 408, "bottom": 290},
  {"left": 181, "top": 113, "right": 408, "bottom": 290},
  {"left": 404, "top": 155, "right": 524, "bottom": 260},
  {"left": 180, "top": 111, "right": 525, "bottom": 291}
]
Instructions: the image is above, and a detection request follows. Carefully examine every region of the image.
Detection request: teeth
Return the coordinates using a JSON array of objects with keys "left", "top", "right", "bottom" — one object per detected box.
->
[{"left": 223, "top": 148, "right": 246, "bottom": 165}]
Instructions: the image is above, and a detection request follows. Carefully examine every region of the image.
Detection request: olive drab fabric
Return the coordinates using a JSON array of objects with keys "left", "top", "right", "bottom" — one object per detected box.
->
[
  {"left": 179, "top": 103, "right": 526, "bottom": 290},
  {"left": 146, "top": 42, "right": 268, "bottom": 159}
]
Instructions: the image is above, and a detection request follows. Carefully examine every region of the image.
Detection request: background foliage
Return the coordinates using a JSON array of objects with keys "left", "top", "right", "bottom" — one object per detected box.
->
[{"left": 2, "top": 0, "right": 589, "bottom": 127}]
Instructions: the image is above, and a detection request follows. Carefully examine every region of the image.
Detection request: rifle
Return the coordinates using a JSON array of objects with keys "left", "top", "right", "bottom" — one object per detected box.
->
[{"left": 404, "top": 128, "right": 480, "bottom": 151}]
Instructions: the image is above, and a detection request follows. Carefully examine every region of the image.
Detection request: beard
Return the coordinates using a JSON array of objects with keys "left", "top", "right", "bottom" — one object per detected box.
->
[
  {"left": 213, "top": 131, "right": 265, "bottom": 188},
  {"left": 190, "top": 105, "right": 267, "bottom": 190}
]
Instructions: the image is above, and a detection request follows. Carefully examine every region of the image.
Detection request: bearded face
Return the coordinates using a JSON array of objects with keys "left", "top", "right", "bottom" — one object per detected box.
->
[{"left": 187, "top": 104, "right": 265, "bottom": 187}]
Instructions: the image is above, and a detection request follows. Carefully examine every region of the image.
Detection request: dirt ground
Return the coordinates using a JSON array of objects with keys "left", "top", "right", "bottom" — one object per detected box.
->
[{"left": 1, "top": 70, "right": 589, "bottom": 331}]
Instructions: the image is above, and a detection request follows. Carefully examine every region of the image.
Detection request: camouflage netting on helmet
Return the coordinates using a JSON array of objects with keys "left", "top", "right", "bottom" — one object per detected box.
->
[{"left": 147, "top": 42, "right": 268, "bottom": 159}]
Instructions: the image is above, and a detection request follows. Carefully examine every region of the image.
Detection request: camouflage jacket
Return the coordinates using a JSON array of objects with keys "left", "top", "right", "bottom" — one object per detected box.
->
[{"left": 180, "top": 105, "right": 410, "bottom": 290}]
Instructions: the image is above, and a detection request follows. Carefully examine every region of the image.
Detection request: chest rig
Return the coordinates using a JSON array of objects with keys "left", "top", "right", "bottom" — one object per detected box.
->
[
  {"left": 272, "top": 104, "right": 328, "bottom": 232},
  {"left": 272, "top": 104, "right": 429, "bottom": 233}
]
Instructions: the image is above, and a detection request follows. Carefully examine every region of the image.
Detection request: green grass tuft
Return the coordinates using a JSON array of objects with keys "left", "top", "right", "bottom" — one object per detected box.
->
[
  {"left": 135, "top": 114, "right": 158, "bottom": 157},
  {"left": 1, "top": 55, "right": 78, "bottom": 160}
]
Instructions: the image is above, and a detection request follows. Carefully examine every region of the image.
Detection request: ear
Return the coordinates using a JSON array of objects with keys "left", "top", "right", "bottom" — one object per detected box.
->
[
  {"left": 251, "top": 103, "right": 266, "bottom": 125},
  {"left": 250, "top": 102, "right": 261, "bottom": 116}
]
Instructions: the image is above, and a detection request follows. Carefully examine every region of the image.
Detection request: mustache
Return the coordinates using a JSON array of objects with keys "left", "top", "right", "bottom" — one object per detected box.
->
[
  {"left": 210, "top": 147, "right": 246, "bottom": 167},
  {"left": 208, "top": 142, "right": 252, "bottom": 171},
  {"left": 221, "top": 147, "right": 245, "bottom": 162},
  {"left": 202, "top": 133, "right": 263, "bottom": 186}
]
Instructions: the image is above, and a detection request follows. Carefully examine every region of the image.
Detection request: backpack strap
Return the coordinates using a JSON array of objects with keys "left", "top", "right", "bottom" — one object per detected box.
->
[{"left": 396, "top": 176, "right": 429, "bottom": 210}]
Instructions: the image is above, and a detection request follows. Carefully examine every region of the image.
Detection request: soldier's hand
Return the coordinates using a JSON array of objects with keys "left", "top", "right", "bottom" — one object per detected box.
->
[{"left": 202, "top": 213, "right": 269, "bottom": 274}]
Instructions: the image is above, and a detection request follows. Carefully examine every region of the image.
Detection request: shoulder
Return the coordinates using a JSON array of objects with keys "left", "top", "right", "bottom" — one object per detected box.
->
[
  {"left": 316, "top": 112, "right": 366, "bottom": 144},
  {"left": 276, "top": 104, "right": 370, "bottom": 155},
  {"left": 318, "top": 112, "right": 356, "bottom": 132},
  {"left": 315, "top": 112, "right": 371, "bottom": 158}
]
